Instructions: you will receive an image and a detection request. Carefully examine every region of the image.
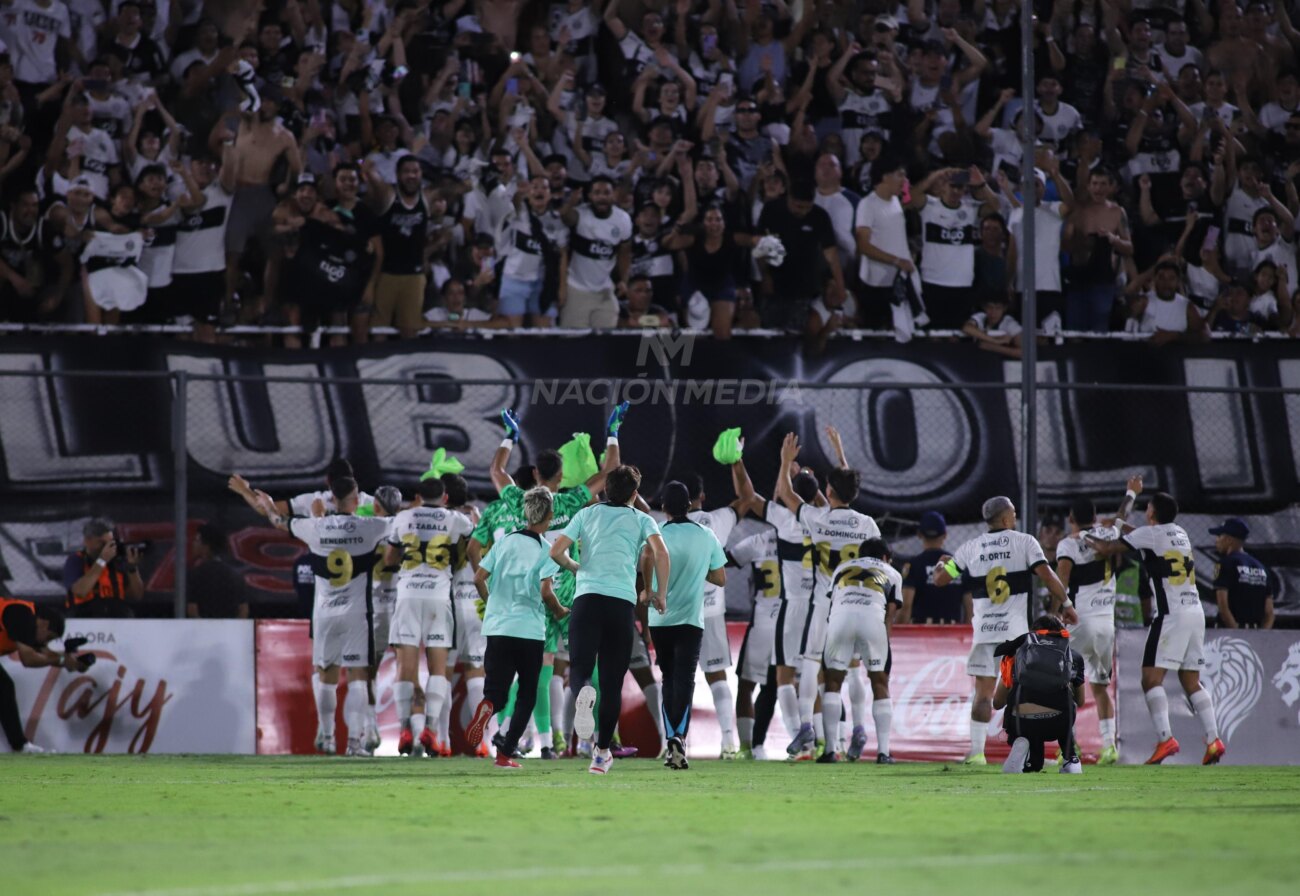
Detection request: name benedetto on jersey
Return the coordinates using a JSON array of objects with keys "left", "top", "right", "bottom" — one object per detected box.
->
[
  {"left": 290, "top": 515, "right": 393, "bottom": 616},
  {"left": 1122, "top": 523, "right": 1202, "bottom": 617},
  {"left": 951, "top": 529, "right": 1048, "bottom": 643},
  {"left": 798, "top": 504, "right": 882, "bottom": 603},
  {"left": 1056, "top": 524, "right": 1121, "bottom": 618}
]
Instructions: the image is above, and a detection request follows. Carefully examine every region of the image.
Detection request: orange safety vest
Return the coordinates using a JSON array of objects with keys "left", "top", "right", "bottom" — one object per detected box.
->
[
  {"left": 0, "top": 596, "right": 36, "bottom": 656},
  {"left": 66, "top": 551, "right": 129, "bottom": 608}
]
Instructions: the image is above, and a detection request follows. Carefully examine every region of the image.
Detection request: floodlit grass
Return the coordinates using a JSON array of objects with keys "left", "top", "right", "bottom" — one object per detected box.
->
[{"left": 4, "top": 756, "right": 1299, "bottom": 896}]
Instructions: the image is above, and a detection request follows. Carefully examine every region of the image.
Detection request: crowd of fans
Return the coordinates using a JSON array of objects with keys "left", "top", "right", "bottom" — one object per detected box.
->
[{"left": 0, "top": 0, "right": 1296, "bottom": 346}]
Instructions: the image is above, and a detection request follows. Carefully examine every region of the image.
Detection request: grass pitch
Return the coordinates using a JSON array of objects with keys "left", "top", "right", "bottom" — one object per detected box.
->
[{"left": 4, "top": 756, "right": 1299, "bottom": 896}]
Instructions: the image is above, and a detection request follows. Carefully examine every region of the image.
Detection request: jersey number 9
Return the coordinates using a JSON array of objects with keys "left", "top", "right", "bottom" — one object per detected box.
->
[{"left": 326, "top": 549, "right": 354, "bottom": 587}]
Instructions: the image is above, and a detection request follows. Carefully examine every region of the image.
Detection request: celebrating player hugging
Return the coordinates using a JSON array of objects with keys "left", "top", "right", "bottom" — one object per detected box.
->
[{"left": 228, "top": 405, "right": 1230, "bottom": 774}]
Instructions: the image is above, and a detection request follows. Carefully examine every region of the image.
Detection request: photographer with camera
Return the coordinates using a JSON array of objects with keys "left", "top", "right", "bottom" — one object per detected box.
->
[
  {"left": 1, "top": 598, "right": 95, "bottom": 753},
  {"left": 993, "top": 614, "right": 1086, "bottom": 775},
  {"left": 62, "top": 519, "right": 145, "bottom": 618}
]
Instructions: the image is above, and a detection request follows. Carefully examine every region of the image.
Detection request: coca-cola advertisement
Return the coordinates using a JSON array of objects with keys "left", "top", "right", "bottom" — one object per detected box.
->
[{"left": 0, "top": 620, "right": 256, "bottom": 754}]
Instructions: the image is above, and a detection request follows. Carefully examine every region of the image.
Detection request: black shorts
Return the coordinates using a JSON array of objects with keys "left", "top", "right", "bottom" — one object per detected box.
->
[
  {"left": 171, "top": 271, "right": 225, "bottom": 323},
  {"left": 922, "top": 283, "right": 976, "bottom": 330}
]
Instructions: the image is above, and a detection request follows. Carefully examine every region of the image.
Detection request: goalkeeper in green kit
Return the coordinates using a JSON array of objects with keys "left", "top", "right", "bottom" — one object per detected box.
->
[{"left": 466, "top": 401, "right": 630, "bottom": 757}]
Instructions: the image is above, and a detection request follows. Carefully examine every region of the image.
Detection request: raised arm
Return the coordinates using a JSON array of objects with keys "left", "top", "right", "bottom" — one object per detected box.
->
[
  {"left": 489, "top": 409, "right": 522, "bottom": 494},
  {"left": 584, "top": 402, "right": 629, "bottom": 496},
  {"left": 774, "top": 432, "right": 804, "bottom": 511}
]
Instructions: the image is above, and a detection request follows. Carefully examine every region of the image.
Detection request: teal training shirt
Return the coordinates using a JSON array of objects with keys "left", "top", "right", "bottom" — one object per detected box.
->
[
  {"left": 479, "top": 530, "right": 554, "bottom": 640},
  {"left": 649, "top": 519, "right": 726, "bottom": 629},
  {"left": 561, "top": 503, "right": 661, "bottom": 602}
]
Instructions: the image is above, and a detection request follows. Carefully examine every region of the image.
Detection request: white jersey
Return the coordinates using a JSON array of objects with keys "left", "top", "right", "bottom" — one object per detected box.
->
[
  {"left": 688, "top": 506, "right": 738, "bottom": 618},
  {"left": 838, "top": 89, "right": 895, "bottom": 165},
  {"left": 919, "top": 196, "right": 980, "bottom": 287},
  {"left": 4, "top": 0, "right": 70, "bottom": 84},
  {"left": 566, "top": 204, "right": 631, "bottom": 292},
  {"left": 799, "top": 503, "right": 882, "bottom": 603},
  {"left": 951, "top": 528, "right": 1048, "bottom": 644},
  {"left": 1122, "top": 523, "right": 1203, "bottom": 618},
  {"left": 288, "top": 489, "right": 376, "bottom": 518},
  {"left": 1145, "top": 291, "right": 1192, "bottom": 332},
  {"left": 564, "top": 112, "right": 618, "bottom": 182},
  {"left": 1222, "top": 186, "right": 1268, "bottom": 274},
  {"left": 855, "top": 191, "right": 909, "bottom": 287},
  {"left": 763, "top": 500, "right": 812, "bottom": 602},
  {"left": 387, "top": 505, "right": 475, "bottom": 586},
  {"left": 87, "top": 92, "right": 131, "bottom": 142},
  {"left": 497, "top": 204, "right": 567, "bottom": 282},
  {"left": 68, "top": 126, "right": 118, "bottom": 200},
  {"left": 1055, "top": 524, "right": 1120, "bottom": 618},
  {"left": 138, "top": 206, "right": 177, "bottom": 288},
  {"left": 730, "top": 529, "right": 781, "bottom": 602},
  {"left": 173, "top": 182, "right": 232, "bottom": 274},
  {"left": 1035, "top": 101, "right": 1082, "bottom": 148},
  {"left": 829, "top": 555, "right": 902, "bottom": 615},
  {"left": 289, "top": 514, "right": 392, "bottom": 619}
]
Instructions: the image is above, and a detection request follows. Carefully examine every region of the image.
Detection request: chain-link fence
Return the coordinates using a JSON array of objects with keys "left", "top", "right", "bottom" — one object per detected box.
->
[{"left": 1, "top": 342, "right": 1296, "bottom": 621}]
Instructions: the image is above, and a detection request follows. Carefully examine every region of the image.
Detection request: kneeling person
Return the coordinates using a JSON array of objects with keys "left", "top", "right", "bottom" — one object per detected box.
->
[
  {"left": 466, "top": 487, "right": 569, "bottom": 768},
  {"left": 820, "top": 539, "right": 901, "bottom": 764},
  {"left": 994, "top": 615, "right": 1085, "bottom": 774}
]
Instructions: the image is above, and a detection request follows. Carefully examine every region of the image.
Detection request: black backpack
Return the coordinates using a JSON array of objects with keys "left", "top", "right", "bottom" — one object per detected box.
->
[{"left": 1013, "top": 632, "right": 1073, "bottom": 700}]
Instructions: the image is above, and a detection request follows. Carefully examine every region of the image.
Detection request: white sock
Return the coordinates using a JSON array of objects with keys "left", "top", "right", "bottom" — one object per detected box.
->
[
  {"left": 1099, "top": 717, "right": 1116, "bottom": 749},
  {"left": 465, "top": 676, "right": 485, "bottom": 718},
  {"left": 848, "top": 671, "right": 868, "bottom": 729},
  {"left": 872, "top": 699, "right": 893, "bottom": 756},
  {"left": 777, "top": 684, "right": 801, "bottom": 737},
  {"left": 797, "top": 658, "right": 819, "bottom": 724},
  {"left": 366, "top": 702, "right": 378, "bottom": 736},
  {"left": 314, "top": 678, "right": 337, "bottom": 738},
  {"left": 710, "top": 680, "right": 736, "bottom": 749},
  {"left": 425, "top": 675, "right": 450, "bottom": 740},
  {"left": 1144, "top": 688, "right": 1173, "bottom": 741},
  {"left": 411, "top": 712, "right": 426, "bottom": 735},
  {"left": 822, "top": 692, "right": 842, "bottom": 756},
  {"left": 1189, "top": 688, "right": 1219, "bottom": 743},
  {"left": 969, "top": 717, "right": 988, "bottom": 756},
  {"left": 738, "top": 716, "right": 754, "bottom": 748},
  {"left": 642, "top": 682, "right": 665, "bottom": 742},
  {"left": 438, "top": 678, "right": 453, "bottom": 745},
  {"left": 549, "top": 673, "right": 565, "bottom": 735},
  {"left": 344, "top": 679, "right": 368, "bottom": 740},
  {"left": 813, "top": 712, "right": 824, "bottom": 744},
  {"left": 393, "top": 681, "right": 414, "bottom": 730}
]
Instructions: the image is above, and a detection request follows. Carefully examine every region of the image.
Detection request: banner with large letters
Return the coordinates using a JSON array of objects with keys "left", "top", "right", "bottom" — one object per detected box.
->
[
  {"left": 1116, "top": 628, "right": 1300, "bottom": 765},
  {"left": 0, "top": 620, "right": 256, "bottom": 753},
  {"left": 0, "top": 335, "right": 1296, "bottom": 617}
]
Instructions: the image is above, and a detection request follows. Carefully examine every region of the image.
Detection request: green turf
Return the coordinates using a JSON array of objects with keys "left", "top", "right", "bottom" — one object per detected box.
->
[{"left": 4, "top": 756, "right": 1299, "bottom": 896}]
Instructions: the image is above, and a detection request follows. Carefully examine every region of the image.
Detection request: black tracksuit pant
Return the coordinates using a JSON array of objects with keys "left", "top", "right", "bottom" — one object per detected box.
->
[
  {"left": 567, "top": 595, "right": 635, "bottom": 750},
  {"left": 483, "top": 635, "right": 544, "bottom": 755},
  {"left": 651, "top": 624, "right": 703, "bottom": 740}
]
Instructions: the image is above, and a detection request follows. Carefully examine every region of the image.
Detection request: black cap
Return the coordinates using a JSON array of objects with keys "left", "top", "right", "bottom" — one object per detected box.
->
[{"left": 1208, "top": 518, "right": 1250, "bottom": 540}]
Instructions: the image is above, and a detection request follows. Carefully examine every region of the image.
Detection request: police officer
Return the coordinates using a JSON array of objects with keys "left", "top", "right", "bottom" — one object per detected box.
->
[
  {"left": 1210, "top": 518, "right": 1274, "bottom": 630},
  {"left": 900, "top": 511, "right": 965, "bottom": 624}
]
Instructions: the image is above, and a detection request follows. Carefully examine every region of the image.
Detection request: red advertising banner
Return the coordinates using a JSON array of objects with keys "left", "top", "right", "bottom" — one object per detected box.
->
[{"left": 255, "top": 621, "right": 1110, "bottom": 761}]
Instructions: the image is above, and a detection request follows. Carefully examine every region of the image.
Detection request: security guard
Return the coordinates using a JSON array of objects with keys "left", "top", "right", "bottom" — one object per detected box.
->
[{"left": 1210, "top": 518, "right": 1274, "bottom": 629}]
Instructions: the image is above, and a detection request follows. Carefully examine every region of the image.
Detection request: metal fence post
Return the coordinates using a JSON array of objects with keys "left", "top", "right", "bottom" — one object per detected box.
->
[
  {"left": 1018, "top": 0, "right": 1039, "bottom": 545},
  {"left": 172, "top": 369, "right": 188, "bottom": 619}
]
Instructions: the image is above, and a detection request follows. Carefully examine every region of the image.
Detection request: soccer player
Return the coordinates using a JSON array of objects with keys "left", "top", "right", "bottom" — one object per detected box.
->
[
  {"left": 360, "top": 485, "right": 404, "bottom": 754},
  {"left": 775, "top": 430, "right": 881, "bottom": 761},
  {"left": 228, "top": 458, "right": 373, "bottom": 521},
  {"left": 819, "top": 539, "right": 902, "bottom": 764},
  {"left": 252, "top": 478, "right": 392, "bottom": 755},
  {"left": 645, "top": 482, "right": 727, "bottom": 770},
  {"left": 466, "top": 487, "right": 570, "bottom": 768},
  {"left": 549, "top": 466, "right": 669, "bottom": 775},
  {"left": 384, "top": 477, "right": 475, "bottom": 757},
  {"left": 1053, "top": 494, "right": 1125, "bottom": 765},
  {"left": 681, "top": 459, "right": 755, "bottom": 758},
  {"left": 443, "top": 473, "right": 485, "bottom": 757},
  {"left": 1086, "top": 484, "right": 1226, "bottom": 765},
  {"left": 728, "top": 528, "right": 783, "bottom": 759},
  {"left": 932, "top": 495, "right": 1076, "bottom": 766}
]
